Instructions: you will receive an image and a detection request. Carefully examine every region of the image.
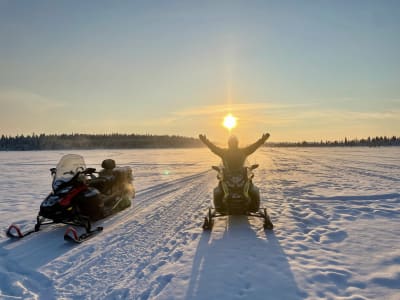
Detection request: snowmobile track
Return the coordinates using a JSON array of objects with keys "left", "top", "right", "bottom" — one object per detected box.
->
[{"left": 41, "top": 170, "right": 215, "bottom": 299}]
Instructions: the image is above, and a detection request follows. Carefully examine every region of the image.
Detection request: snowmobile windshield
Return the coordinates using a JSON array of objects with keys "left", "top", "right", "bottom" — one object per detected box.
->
[{"left": 55, "top": 154, "right": 86, "bottom": 181}]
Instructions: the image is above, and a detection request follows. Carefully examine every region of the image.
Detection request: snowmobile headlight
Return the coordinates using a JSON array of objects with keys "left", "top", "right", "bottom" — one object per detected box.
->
[
  {"left": 226, "top": 180, "right": 235, "bottom": 188},
  {"left": 52, "top": 181, "right": 62, "bottom": 190},
  {"left": 42, "top": 195, "right": 59, "bottom": 207}
]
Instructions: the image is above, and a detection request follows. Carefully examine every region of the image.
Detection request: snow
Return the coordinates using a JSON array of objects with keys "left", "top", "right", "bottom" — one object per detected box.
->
[{"left": 1, "top": 147, "right": 400, "bottom": 300}]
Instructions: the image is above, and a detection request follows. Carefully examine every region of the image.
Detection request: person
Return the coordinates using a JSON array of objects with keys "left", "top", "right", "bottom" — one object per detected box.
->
[{"left": 199, "top": 133, "right": 270, "bottom": 212}]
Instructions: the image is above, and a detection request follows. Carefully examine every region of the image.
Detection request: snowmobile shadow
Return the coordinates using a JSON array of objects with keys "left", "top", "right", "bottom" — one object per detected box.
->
[
  {"left": 1, "top": 224, "right": 78, "bottom": 270},
  {"left": 0, "top": 225, "right": 77, "bottom": 299},
  {"left": 186, "top": 216, "right": 306, "bottom": 300}
]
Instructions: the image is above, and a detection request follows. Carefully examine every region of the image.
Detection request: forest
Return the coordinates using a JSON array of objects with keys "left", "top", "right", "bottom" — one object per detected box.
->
[
  {"left": 0, "top": 134, "right": 399, "bottom": 150},
  {"left": 0, "top": 133, "right": 202, "bottom": 150},
  {"left": 271, "top": 136, "right": 400, "bottom": 147}
]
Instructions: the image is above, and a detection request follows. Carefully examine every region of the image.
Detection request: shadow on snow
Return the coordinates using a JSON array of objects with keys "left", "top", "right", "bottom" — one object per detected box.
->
[{"left": 186, "top": 216, "right": 306, "bottom": 300}]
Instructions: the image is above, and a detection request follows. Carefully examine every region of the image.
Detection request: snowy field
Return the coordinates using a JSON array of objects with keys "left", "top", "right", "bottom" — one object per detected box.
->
[{"left": 1, "top": 147, "right": 399, "bottom": 300}]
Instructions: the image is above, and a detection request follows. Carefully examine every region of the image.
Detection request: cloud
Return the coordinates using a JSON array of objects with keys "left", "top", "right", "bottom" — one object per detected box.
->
[
  {"left": 0, "top": 89, "right": 66, "bottom": 113},
  {"left": 172, "top": 102, "right": 302, "bottom": 118},
  {"left": 165, "top": 101, "right": 400, "bottom": 131},
  {"left": 343, "top": 110, "right": 400, "bottom": 120},
  {"left": 291, "top": 109, "right": 400, "bottom": 121}
]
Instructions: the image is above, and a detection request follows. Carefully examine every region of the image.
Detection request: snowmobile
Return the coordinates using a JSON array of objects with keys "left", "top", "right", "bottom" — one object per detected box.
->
[
  {"left": 202, "top": 164, "right": 273, "bottom": 230},
  {"left": 6, "top": 154, "right": 135, "bottom": 243}
]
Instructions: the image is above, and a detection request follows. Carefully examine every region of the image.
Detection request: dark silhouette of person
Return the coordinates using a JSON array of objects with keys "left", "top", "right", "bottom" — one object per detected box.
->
[{"left": 199, "top": 133, "right": 270, "bottom": 212}]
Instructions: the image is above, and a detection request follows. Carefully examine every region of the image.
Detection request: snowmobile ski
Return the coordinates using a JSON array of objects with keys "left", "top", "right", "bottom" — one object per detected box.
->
[
  {"left": 64, "top": 226, "right": 103, "bottom": 244},
  {"left": 202, "top": 207, "right": 214, "bottom": 230},
  {"left": 6, "top": 224, "right": 37, "bottom": 239},
  {"left": 263, "top": 208, "right": 274, "bottom": 230},
  {"left": 202, "top": 207, "right": 274, "bottom": 231}
]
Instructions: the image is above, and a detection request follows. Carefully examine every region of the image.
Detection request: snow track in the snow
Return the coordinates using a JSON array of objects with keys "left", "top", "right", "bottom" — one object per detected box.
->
[
  {"left": 262, "top": 148, "right": 400, "bottom": 300},
  {"left": 1, "top": 148, "right": 400, "bottom": 300},
  {"left": 40, "top": 170, "right": 214, "bottom": 299}
]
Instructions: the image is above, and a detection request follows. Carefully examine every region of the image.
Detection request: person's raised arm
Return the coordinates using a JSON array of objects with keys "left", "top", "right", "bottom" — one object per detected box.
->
[
  {"left": 199, "top": 134, "right": 224, "bottom": 157},
  {"left": 243, "top": 133, "right": 270, "bottom": 155}
]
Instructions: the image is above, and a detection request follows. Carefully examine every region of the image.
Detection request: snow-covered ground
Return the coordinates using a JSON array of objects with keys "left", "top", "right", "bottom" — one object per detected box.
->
[{"left": 1, "top": 147, "right": 399, "bottom": 300}]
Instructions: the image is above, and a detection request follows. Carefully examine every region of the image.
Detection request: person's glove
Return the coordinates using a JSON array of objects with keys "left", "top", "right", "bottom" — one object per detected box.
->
[
  {"left": 199, "top": 134, "right": 207, "bottom": 142},
  {"left": 262, "top": 133, "right": 270, "bottom": 141}
]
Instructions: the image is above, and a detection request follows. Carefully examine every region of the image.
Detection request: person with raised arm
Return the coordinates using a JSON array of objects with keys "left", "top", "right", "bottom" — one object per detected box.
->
[{"left": 199, "top": 133, "right": 270, "bottom": 211}]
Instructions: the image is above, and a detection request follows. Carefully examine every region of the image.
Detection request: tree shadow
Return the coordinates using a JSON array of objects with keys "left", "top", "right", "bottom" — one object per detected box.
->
[{"left": 186, "top": 216, "right": 306, "bottom": 300}]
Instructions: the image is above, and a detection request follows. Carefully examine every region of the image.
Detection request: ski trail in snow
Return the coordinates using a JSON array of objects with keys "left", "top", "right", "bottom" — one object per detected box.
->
[
  {"left": 260, "top": 148, "right": 400, "bottom": 300},
  {"left": 136, "top": 151, "right": 306, "bottom": 300},
  {"left": 39, "top": 170, "right": 214, "bottom": 299},
  {"left": 0, "top": 240, "right": 56, "bottom": 300},
  {"left": 1, "top": 148, "right": 400, "bottom": 300}
]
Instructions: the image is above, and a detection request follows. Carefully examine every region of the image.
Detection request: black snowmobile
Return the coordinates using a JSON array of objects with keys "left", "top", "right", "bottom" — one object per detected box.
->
[
  {"left": 202, "top": 164, "right": 273, "bottom": 230},
  {"left": 6, "top": 154, "right": 135, "bottom": 243}
]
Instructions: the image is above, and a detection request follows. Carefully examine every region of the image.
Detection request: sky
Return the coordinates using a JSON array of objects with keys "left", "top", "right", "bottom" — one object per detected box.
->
[{"left": 1, "top": 0, "right": 399, "bottom": 143}]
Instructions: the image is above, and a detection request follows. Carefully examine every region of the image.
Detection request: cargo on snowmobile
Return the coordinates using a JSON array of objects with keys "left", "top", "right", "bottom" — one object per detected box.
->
[
  {"left": 6, "top": 154, "right": 135, "bottom": 243},
  {"left": 202, "top": 164, "right": 273, "bottom": 230}
]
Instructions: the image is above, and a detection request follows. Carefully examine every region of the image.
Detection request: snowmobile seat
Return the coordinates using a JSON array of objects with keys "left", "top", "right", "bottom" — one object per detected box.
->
[{"left": 89, "top": 159, "right": 117, "bottom": 192}]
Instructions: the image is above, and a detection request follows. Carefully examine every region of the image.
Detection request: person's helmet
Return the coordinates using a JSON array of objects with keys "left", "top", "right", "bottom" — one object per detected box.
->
[
  {"left": 101, "top": 159, "right": 116, "bottom": 170},
  {"left": 228, "top": 135, "right": 239, "bottom": 149}
]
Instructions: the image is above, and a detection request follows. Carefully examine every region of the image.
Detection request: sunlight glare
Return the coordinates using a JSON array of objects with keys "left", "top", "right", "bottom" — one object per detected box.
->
[{"left": 223, "top": 114, "right": 237, "bottom": 130}]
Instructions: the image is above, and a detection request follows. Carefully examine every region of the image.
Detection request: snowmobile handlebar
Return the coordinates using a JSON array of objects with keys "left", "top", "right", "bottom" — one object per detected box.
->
[
  {"left": 50, "top": 167, "right": 96, "bottom": 177},
  {"left": 84, "top": 168, "right": 96, "bottom": 174}
]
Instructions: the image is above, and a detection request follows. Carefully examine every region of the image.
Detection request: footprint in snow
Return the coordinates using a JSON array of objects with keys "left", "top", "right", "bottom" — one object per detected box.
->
[
  {"left": 321, "top": 230, "right": 348, "bottom": 244},
  {"left": 170, "top": 250, "right": 183, "bottom": 262}
]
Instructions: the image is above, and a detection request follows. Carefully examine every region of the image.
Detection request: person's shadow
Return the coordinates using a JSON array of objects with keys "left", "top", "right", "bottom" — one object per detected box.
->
[{"left": 185, "top": 216, "right": 306, "bottom": 300}]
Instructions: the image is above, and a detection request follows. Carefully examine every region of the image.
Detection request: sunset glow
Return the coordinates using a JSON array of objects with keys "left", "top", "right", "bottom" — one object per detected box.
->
[{"left": 0, "top": 2, "right": 399, "bottom": 142}]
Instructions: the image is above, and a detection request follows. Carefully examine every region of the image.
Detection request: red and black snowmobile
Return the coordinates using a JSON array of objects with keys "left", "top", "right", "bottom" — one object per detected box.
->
[
  {"left": 202, "top": 164, "right": 273, "bottom": 230},
  {"left": 6, "top": 154, "right": 135, "bottom": 243}
]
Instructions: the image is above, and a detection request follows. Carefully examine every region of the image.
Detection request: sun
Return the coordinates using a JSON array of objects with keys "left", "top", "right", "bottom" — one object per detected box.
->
[{"left": 223, "top": 114, "right": 237, "bottom": 130}]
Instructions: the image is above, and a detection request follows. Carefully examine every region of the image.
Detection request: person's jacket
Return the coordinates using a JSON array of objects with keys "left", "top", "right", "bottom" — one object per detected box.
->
[{"left": 201, "top": 136, "right": 267, "bottom": 172}]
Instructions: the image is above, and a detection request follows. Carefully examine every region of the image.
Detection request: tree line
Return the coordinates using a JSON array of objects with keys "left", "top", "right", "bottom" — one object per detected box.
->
[
  {"left": 0, "top": 134, "right": 399, "bottom": 151},
  {"left": 270, "top": 136, "right": 400, "bottom": 147},
  {"left": 0, "top": 133, "right": 202, "bottom": 151}
]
